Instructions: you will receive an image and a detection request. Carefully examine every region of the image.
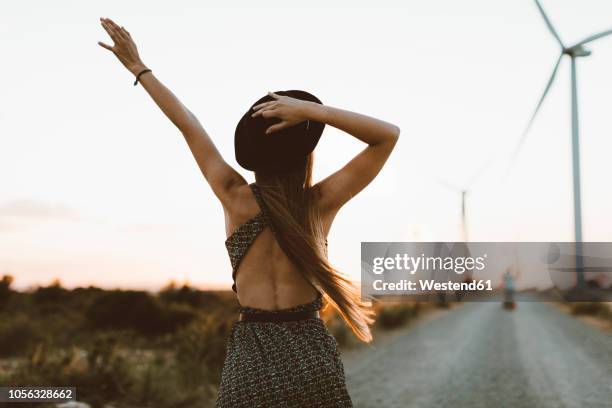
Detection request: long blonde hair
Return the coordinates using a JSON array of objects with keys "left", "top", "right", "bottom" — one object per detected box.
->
[{"left": 254, "top": 154, "right": 374, "bottom": 342}]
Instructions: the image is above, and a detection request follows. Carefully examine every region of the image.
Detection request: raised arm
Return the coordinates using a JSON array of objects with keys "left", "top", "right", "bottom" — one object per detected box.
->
[
  {"left": 252, "top": 92, "right": 400, "bottom": 213},
  {"left": 97, "top": 17, "right": 245, "bottom": 205}
]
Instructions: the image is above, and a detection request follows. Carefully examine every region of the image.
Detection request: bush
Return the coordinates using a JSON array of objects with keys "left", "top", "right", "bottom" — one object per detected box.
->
[
  {"left": 159, "top": 282, "right": 221, "bottom": 309},
  {"left": 136, "top": 352, "right": 216, "bottom": 408},
  {"left": 173, "top": 313, "right": 234, "bottom": 385},
  {"left": 0, "top": 287, "right": 235, "bottom": 407},
  {"left": 327, "top": 316, "right": 352, "bottom": 348},
  {"left": 0, "top": 314, "right": 44, "bottom": 357},
  {"left": 86, "top": 291, "right": 195, "bottom": 335},
  {"left": 376, "top": 303, "right": 419, "bottom": 330},
  {"left": 570, "top": 302, "right": 611, "bottom": 318},
  {"left": 7, "top": 331, "right": 218, "bottom": 408},
  {"left": 0, "top": 275, "right": 14, "bottom": 310},
  {"left": 33, "top": 279, "right": 68, "bottom": 304},
  {"left": 7, "top": 337, "right": 138, "bottom": 408}
]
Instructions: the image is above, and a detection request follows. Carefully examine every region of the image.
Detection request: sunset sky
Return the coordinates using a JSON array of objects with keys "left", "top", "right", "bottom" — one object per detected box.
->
[{"left": 1, "top": 0, "right": 612, "bottom": 291}]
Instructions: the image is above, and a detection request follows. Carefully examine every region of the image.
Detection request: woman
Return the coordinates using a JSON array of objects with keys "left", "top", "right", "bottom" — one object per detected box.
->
[{"left": 98, "top": 17, "right": 400, "bottom": 407}]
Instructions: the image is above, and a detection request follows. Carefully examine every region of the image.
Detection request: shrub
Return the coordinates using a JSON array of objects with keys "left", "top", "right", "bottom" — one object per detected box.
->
[
  {"left": 327, "top": 316, "right": 352, "bottom": 348},
  {"left": 570, "top": 302, "right": 611, "bottom": 318},
  {"left": 33, "top": 279, "right": 68, "bottom": 304},
  {"left": 136, "top": 353, "right": 216, "bottom": 408},
  {"left": 159, "top": 282, "right": 221, "bottom": 309},
  {"left": 0, "top": 275, "right": 14, "bottom": 309},
  {"left": 86, "top": 291, "right": 195, "bottom": 335},
  {"left": 173, "top": 313, "right": 235, "bottom": 385},
  {"left": 7, "top": 337, "right": 138, "bottom": 408},
  {"left": 0, "top": 314, "right": 43, "bottom": 357},
  {"left": 376, "top": 303, "right": 419, "bottom": 330}
]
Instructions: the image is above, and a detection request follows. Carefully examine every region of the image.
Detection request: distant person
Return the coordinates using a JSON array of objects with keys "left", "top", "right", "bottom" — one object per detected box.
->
[
  {"left": 98, "top": 17, "right": 399, "bottom": 407},
  {"left": 503, "top": 268, "right": 516, "bottom": 307}
]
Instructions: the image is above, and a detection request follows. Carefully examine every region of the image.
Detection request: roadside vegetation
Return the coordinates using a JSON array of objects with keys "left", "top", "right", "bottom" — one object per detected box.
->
[{"left": 0, "top": 275, "right": 437, "bottom": 407}]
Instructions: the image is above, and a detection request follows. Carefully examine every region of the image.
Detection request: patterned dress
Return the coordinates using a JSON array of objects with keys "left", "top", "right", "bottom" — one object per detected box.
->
[{"left": 216, "top": 183, "right": 353, "bottom": 408}]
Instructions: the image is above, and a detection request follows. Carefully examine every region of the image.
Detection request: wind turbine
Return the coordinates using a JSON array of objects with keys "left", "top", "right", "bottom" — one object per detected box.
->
[
  {"left": 437, "top": 180, "right": 470, "bottom": 242},
  {"left": 437, "top": 159, "right": 492, "bottom": 242},
  {"left": 436, "top": 179, "right": 478, "bottom": 301},
  {"left": 512, "top": 0, "right": 612, "bottom": 288}
]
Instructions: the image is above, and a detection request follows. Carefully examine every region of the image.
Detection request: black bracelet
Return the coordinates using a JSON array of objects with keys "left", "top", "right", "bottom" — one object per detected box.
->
[{"left": 133, "top": 68, "right": 152, "bottom": 86}]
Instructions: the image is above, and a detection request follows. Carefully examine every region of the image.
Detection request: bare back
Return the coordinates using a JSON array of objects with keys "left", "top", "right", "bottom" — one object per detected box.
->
[{"left": 224, "top": 183, "right": 332, "bottom": 310}]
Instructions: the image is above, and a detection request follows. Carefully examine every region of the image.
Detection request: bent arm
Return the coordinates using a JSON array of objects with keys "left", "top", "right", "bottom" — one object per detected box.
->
[{"left": 306, "top": 103, "right": 400, "bottom": 212}]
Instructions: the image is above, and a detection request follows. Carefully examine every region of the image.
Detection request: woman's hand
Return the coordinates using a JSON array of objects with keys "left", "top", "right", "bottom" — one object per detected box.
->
[
  {"left": 251, "top": 92, "right": 318, "bottom": 134},
  {"left": 98, "top": 17, "right": 147, "bottom": 75}
]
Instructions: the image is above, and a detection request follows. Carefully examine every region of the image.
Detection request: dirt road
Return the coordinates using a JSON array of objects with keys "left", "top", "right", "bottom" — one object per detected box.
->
[{"left": 344, "top": 302, "right": 612, "bottom": 408}]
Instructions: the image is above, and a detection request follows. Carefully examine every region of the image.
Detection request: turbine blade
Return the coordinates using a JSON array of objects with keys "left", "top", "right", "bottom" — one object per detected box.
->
[
  {"left": 436, "top": 179, "right": 461, "bottom": 193},
  {"left": 534, "top": 0, "right": 565, "bottom": 49},
  {"left": 464, "top": 157, "right": 496, "bottom": 188},
  {"left": 575, "top": 28, "right": 612, "bottom": 47},
  {"left": 510, "top": 54, "right": 563, "bottom": 162}
]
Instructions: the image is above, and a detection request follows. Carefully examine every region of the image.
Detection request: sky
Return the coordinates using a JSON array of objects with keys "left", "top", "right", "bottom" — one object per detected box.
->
[{"left": 1, "top": 0, "right": 611, "bottom": 291}]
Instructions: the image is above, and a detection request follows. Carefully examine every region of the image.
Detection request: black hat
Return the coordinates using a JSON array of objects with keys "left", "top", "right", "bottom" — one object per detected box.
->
[{"left": 234, "top": 90, "right": 325, "bottom": 173}]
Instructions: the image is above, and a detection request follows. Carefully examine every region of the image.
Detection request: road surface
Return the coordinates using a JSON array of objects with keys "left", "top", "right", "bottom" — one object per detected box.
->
[{"left": 344, "top": 302, "right": 612, "bottom": 408}]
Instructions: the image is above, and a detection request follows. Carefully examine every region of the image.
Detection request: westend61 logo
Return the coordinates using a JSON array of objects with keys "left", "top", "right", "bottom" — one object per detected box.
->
[{"left": 372, "top": 253, "right": 487, "bottom": 275}]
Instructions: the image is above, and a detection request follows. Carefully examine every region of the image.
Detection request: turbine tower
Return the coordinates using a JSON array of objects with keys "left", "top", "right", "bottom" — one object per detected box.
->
[
  {"left": 513, "top": 0, "right": 612, "bottom": 288},
  {"left": 437, "top": 180, "right": 470, "bottom": 242},
  {"left": 437, "top": 159, "right": 491, "bottom": 243}
]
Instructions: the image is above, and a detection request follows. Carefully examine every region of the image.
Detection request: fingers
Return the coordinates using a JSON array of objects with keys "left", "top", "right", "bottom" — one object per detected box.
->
[
  {"left": 251, "top": 92, "right": 284, "bottom": 114},
  {"left": 252, "top": 107, "right": 280, "bottom": 119},
  {"left": 100, "top": 17, "right": 128, "bottom": 42},
  {"left": 97, "top": 41, "right": 114, "bottom": 52},
  {"left": 266, "top": 121, "right": 289, "bottom": 134},
  {"left": 251, "top": 101, "right": 278, "bottom": 117},
  {"left": 251, "top": 100, "right": 276, "bottom": 113},
  {"left": 109, "top": 20, "right": 129, "bottom": 41},
  {"left": 121, "top": 26, "right": 131, "bottom": 38},
  {"left": 100, "top": 19, "right": 119, "bottom": 43},
  {"left": 268, "top": 91, "right": 281, "bottom": 100},
  {"left": 251, "top": 109, "right": 275, "bottom": 119},
  {"left": 104, "top": 17, "right": 122, "bottom": 33}
]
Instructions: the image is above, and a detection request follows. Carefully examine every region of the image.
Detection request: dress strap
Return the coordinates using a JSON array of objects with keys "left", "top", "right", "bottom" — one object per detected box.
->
[{"left": 249, "top": 183, "right": 277, "bottom": 236}]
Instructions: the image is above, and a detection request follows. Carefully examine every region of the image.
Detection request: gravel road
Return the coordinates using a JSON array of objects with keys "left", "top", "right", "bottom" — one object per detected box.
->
[{"left": 343, "top": 302, "right": 612, "bottom": 408}]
